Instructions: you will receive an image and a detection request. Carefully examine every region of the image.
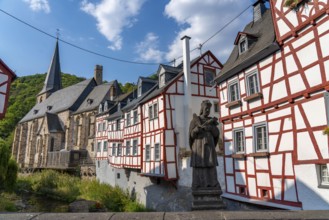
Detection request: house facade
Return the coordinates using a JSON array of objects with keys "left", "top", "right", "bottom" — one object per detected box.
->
[
  {"left": 215, "top": 0, "right": 329, "bottom": 210},
  {"left": 95, "top": 38, "right": 224, "bottom": 211},
  {"left": 12, "top": 41, "right": 121, "bottom": 175},
  {"left": 0, "top": 59, "right": 16, "bottom": 120}
]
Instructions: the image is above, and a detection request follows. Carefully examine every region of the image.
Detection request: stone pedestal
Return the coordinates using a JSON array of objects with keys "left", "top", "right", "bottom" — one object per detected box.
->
[{"left": 192, "top": 187, "right": 226, "bottom": 210}]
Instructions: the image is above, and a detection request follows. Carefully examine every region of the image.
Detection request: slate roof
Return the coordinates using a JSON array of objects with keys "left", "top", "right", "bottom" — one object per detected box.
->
[
  {"left": 214, "top": 8, "right": 280, "bottom": 83},
  {"left": 38, "top": 40, "right": 62, "bottom": 95},
  {"left": 20, "top": 79, "right": 95, "bottom": 123},
  {"left": 46, "top": 112, "right": 64, "bottom": 132},
  {"left": 74, "top": 81, "right": 116, "bottom": 114}
]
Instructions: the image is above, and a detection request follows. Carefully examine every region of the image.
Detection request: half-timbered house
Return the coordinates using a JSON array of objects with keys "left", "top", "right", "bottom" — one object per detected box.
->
[
  {"left": 214, "top": 0, "right": 329, "bottom": 210},
  {"left": 96, "top": 37, "right": 223, "bottom": 211},
  {"left": 0, "top": 59, "right": 16, "bottom": 120}
]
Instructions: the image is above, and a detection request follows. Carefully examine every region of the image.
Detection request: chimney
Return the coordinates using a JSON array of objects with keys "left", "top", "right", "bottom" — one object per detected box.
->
[
  {"left": 94, "top": 65, "right": 103, "bottom": 85},
  {"left": 253, "top": 0, "right": 266, "bottom": 23},
  {"left": 181, "top": 35, "right": 192, "bottom": 149}
]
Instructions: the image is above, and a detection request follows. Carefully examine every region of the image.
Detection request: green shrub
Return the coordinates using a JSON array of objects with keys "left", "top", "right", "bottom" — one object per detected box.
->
[
  {"left": 5, "top": 158, "right": 18, "bottom": 191},
  {"left": 0, "top": 193, "right": 18, "bottom": 212}
]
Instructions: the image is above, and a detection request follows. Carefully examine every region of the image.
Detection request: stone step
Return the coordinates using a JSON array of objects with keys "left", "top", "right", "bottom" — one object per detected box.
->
[
  {"left": 191, "top": 203, "right": 226, "bottom": 211},
  {"left": 193, "top": 200, "right": 223, "bottom": 206}
]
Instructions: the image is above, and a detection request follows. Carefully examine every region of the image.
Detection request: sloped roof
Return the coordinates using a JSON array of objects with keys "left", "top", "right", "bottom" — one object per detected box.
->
[
  {"left": 0, "top": 59, "right": 17, "bottom": 80},
  {"left": 46, "top": 112, "right": 64, "bottom": 132},
  {"left": 20, "top": 78, "right": 95, "bottom": 123},
  {"left": 38, "top": 40, "right": 62, "bottom": 96},
  {"left": 215, "top": 9, "right": 280, "bottom": 83},
  {"left": 74, "top": 81, "right": 116, "bottom": 114}
]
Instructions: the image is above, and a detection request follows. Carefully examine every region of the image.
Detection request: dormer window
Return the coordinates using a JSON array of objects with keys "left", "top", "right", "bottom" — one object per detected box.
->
[
  {"left": 159, "top": 73, "right": 165, "bottom": 88},
  {"left": 239, "top": 36, "right": 247, "bottom": 54},
  {"left": 87, "top": 98, "right": 93, "bottom": 105},
  {"left": 104, "top": 101, "right": 108, "bottom": 111},
  {"left": 33, "top": 109, "right": 39, "bottom": 114},
  {"left": 98, "top": 104, "right": 103, "bottom": 113},
  {"left": 138, "top": 83, "right": 142, "bottom": 97}
]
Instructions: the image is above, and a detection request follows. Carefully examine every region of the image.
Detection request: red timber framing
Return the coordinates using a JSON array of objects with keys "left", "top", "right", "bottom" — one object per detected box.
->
[
  {"left": 218, "top": 0, "right": 329, "bottom": 209},
  {"left": 141, "top": 51, "right": 222, "bottom": 180},
  {"left": 95, "top": 114, "right": 109, "bottom": 161},
  {"left": 271, "top": 0, "right": 329, "bottom": 44},
  {"left": 0, "top": 59, "right": 16, "bottom": 119}
]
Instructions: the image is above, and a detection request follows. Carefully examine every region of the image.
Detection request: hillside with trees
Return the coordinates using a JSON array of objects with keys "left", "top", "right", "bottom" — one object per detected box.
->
[{"left": 0, "top": 73, "right": 86, "bottom": 143}]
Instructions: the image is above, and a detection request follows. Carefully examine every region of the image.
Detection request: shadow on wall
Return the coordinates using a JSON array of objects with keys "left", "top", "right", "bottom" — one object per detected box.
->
[
  {"left": 232, "top": 160, "right": 329, "bottom": 210},
  {"left": 144, "top": 179, "right": 192, "bottom": 211}
]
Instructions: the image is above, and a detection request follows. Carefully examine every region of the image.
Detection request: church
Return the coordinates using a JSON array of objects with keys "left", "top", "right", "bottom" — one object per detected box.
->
[{"left": 11, "top": 40, "right": 122, "bottom": 176}]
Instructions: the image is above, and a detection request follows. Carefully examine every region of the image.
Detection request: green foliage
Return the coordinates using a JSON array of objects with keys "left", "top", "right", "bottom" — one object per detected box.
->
[
  {"left": 323, "top": 127, "right": 329, "bottom": 135},
  {"left": 0, "top": 193, "right": 18, "bottom": 212},
  {"left": 4, "top": 158, "right": 18, "bottom": 191},
  {"left": 283, "top": 0, "right": 299, "bottom": 7},
  {"left": 18, "top": 170, "right": 148, "bottom": 212},
  {"left": 0, "top": 73, "right": 85, "bottom": 141},
  {"left": 119, "top": 82, "right": 137, "bottom": 93},
  {"left": 0, "top": 138, "right": 17, "bottom": 191}
]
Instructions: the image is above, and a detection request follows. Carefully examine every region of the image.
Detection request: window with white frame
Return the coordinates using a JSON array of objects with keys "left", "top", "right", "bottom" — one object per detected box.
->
[
  {"left": 138, "top": 83, "right": 142, "bottom": 97},
  {"left": 160, "top": 73, "right": 165, "bottom": 87},
  {"left": 153, "top": 103, "right": 158, "bottom": 118},
  {"left": 253, "top": 123, "right": 268, "bottom": 152},
  {"left": 145, "top": 144, "right": 151, "bottom": 161},
  {"left": 149, "top": 103, "right": 158, "bottom": 120},
  {"left": 102, "top": 122, "right": 106, "bottom": 131},
  {"left": 204, "top": 68, "right": 215, "bottom": 86},
  {"left": 112, "top": 143, "right": 116, "bottom": 156},
  {"left": 97, "top": 142, "right": 101, "bottom": 152},
  {"left": 133, "top": 139, "right": 138, "bottom": 155},
  {"left": 133, "top": 110, "right": 138, "bottom": 124},
  {"left": 246, "top": 70, "right": 260, "bottom": 96},
  {"left": 111, "top": 123, "right": 114, "bottom": 131},
  {"left": 233, "top": 128, "right": 245, "bottom": 153},
  {"left": 239, "top": 36, "right": 247, "bottom": 54},
  {"left": 117, "top": 143, "right": 122, "bottom": 156},
  {"left": 126, "top": 112, "right": 131, "bottom": 126},
  {"left": 154, "top": 143, "right": 160, "bottom": 161},
  {"left": 319, "top": 164, "right": 329, "bottom": 187},
  {"left": 97, "top": 123, "right": 102, "bottom": 132},
  {"left": 103, "top": 141, "right": 108, "bottom": 151},
  {"left": 228, "top": 80, "right": 240, "bottom": 102},
  {"left": 98, "top": 104, "right": 103, "bottom": 113},
  {"left": 126, "top": 140, "right": 131, "bottom": 156}
]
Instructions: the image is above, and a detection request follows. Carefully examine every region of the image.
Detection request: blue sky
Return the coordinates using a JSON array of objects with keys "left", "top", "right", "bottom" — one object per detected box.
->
[{"left": 0, "top": 0, "right": 256, "bottom": 84}]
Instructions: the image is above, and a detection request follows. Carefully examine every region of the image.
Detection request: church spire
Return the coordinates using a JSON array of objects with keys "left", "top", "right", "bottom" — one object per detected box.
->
[{"left": 37, "top": 39, "right": 62, "bottom": 103}]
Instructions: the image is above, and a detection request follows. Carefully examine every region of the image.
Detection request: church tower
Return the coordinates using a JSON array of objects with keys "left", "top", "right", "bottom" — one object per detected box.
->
[{"left": 37, "top": 40, "right": 62, "bottom": 103}]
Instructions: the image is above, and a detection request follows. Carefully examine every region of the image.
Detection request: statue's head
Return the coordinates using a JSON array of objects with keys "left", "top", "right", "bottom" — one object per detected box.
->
[{"left": 199, "top": 100, "right": 212, "bottom": 117}]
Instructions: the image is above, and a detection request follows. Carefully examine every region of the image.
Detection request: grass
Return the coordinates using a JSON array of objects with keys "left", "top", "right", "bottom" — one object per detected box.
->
[
  {"left": 0, "top": 192, "right": 18, "bottom": 212},
  {"left": 16, "top": 170, "right": 148, "bottom": 212}
]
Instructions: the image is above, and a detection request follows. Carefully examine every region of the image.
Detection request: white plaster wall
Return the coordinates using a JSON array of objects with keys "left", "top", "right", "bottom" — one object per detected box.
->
[
  {"left": 0, "top": 94, "right": 4, "bottom": 113},
  {"left": 235, "top": 171, "right": 246, "bottom": 185},
  {"left": 292, "top": 31, "right": 314, "bottom": 49},
  {"left": 289, "top": 74, "right": 306, "bottom": 94},
  {"left": 284, "top": 179, "right": 298, "bottom": 202},
  {"left": 319, "top": 33, "right": 329, "bottom": 58},
  {"left": 297, "top": 132, "right": 318, "bottom": 161},
  {"left": 285, "top": 153, "right": 294, "bottom": 176},
  {"left": 256, "top": 173, "right": 271, "bottom": 187},
  {"left": 226, "top": 176, "right": 235, "bottom": 193},
  {"left": 285, "top": 55, "right": 298, "bottom": 74},
  {"left": 279, "top": 132, "right": 294, "bottom": 151},
  {"left": 225, "top": 157, "right": 233, "bottom": 174},
  {"left": 259, "top": 54, "right": 273, "bottom": 69},
  {"left": 268, "top": 108, "right": 291, "bottom": 120},
  {"left": 297, "top": 43, "right": 318, "bottom": 68},
  {"left": 268, "top": 120, "right": 281, "bottom": 133},
  {"left": 246, "top": 157, "right": 255, "bottom": 175},
  {"left": 305, "top": 64, "right": 322, "bottom": 87},
  {"left": 255, "top": 158, "right": 269, "bottom": 171},
  {"left": 295, "top": 164, "right": 329, "bottom": 210},
  {"left": 273, "top": 178, "right": 282, "bottom": 200},
  {"left": 248, "top": 178, "right": 257, "bottom": 197},
  {"left": 271, "top": 81, "right": 288, "bottom": 101},
  {"left": 314, "top": 130, "right": 329, "bottom": 159},
  {"left": 302, "top": 98, "right": 326, "bottom": 128},
  {"left": 270, "top": 154, "right": 283, "bottom": 176}
]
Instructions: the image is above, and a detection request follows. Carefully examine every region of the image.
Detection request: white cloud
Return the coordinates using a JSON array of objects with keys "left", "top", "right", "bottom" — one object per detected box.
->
[
  {"left": 81, "top": 0, "right": 146, "bottom": 51},
  {"left": 135, "top": 32, "right": 164, "bottom": 63},
  {"left": 164, "top": 0, "right": 252, "bottom": 64},
  {"left": 23, "top": 0, "right": 50, "bottom": 13}
]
